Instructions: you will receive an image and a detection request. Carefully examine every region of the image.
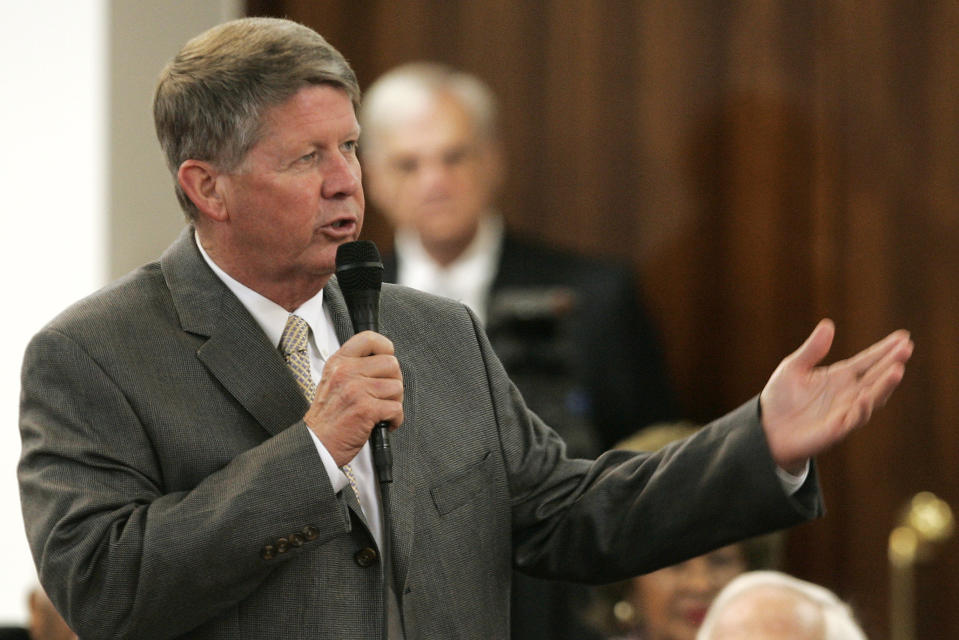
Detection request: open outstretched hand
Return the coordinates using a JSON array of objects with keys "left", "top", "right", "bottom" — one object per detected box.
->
[{"left": 759, "top": 319, "right": 914, "bottom": 474}]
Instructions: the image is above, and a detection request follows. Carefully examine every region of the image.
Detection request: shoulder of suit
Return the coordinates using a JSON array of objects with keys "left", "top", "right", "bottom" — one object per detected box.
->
[
  {"left": 500, "top": 233, "right": 635, "bottom": 284},
  {"left": 380, "top": 282, "right": 481, "bottom": 330},
  {"left": 381, "top": 281, "right": 471, "bottom": 311},
  {"left": 40, "top": 259, "right": 169, "bottom": 335}
]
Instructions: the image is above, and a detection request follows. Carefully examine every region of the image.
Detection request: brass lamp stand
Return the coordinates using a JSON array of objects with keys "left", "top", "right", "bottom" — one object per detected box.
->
[{"left": 888, "top": 492, "right": 954, "bottom": 640}]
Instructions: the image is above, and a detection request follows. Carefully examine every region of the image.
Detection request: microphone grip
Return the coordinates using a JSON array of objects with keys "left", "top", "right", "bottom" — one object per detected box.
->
[{"left": 371, "top": 421, "right": 393, "bottom": 483}]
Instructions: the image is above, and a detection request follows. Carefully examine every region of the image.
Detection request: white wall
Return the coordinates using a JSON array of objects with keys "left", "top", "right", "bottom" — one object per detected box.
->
[
  {"left": 0, "top": 0, "right": 240, "bottom": 626},
  {"left": 0, "top": 0, "right": 107, "bottom": 625},
  {"left": 109, "top": 0, "right": 242, "bottom": 279}
]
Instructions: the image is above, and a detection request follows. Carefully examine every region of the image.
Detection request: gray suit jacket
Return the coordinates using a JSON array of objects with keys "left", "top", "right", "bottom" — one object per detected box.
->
[{"left": 19, "top": 228, "right": 822, "bottom": 639}]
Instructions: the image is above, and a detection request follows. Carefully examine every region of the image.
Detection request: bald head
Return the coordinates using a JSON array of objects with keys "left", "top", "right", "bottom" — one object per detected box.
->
[
  {"left": 696, "top": 571, "right": 867, "bottom": 640},
  {"left": 707, "top": 584, "right": 825, "bottom": 640}
]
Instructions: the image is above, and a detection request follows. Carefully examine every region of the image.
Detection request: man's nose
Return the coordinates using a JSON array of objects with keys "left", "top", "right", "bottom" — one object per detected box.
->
[
  {"left": 322, "top": 153, "right": 361, "bottom": 198},
  {"left": 415, "top": 159, "right": 454, "bottom": 190}
]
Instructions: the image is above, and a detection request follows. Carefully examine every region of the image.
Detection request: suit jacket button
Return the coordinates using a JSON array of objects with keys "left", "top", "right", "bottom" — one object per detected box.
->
[
  {"left": 289, "top": 533, "right": 305, "bottom": 547},
  {"left": 276, "top": 537, "right": 289, "bottom": 553},
  {"left": 260, "top": 545, "right": 275, "bottom": 560},
  {"left": 354, "top": 547, "right": 378, "bottom": 567},
  {"left": 302, "top": 526, "right": 319, "bottom": 541}
]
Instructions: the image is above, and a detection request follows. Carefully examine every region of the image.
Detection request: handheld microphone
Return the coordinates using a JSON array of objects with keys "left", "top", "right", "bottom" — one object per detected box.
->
[
  {"left": 336, "top": 240, "right": 395, "bottom": 640},
  {"left": 335, "top": 240, "right": 393, "bottom": 483}
]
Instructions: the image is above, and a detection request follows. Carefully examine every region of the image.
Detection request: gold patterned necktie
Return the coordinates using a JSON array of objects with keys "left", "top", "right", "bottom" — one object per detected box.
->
[
  {"left": 279, "top": 314, "right": 315, "bottom": 401},
  {"left": 279, "top": 314, "right": 362, "bottom": 503}
]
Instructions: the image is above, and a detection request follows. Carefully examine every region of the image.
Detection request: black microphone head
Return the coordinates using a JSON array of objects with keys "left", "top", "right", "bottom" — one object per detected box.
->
[
  {"left": 335, "top": 241, "right": 384, "bottom": 334},
  {"left": 336, "top": 240, "right": 384, "bottom": 292}
]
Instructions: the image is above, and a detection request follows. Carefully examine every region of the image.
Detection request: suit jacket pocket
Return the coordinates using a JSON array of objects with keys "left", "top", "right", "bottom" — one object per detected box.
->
[{"left": 430, "top": 449, "right": 493, "bottom": 516}]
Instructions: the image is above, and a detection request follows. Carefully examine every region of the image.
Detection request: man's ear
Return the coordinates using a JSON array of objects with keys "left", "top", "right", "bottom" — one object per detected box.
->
[{"left": 178, "top": 160, "right": 229, "bottom": 222}]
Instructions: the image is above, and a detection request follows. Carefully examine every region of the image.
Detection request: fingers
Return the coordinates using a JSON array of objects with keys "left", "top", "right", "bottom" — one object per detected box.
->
[
  {"left": 847, "top": 329, "right": 912, "bottom": 372},
  {"left": 841, "top": 360, "right": 907, "bottom": 433},
  {"left": 838, "top": 329, "right": 913, "bottom": 388},
  {"left": 790, "top": 318, "right": 836, "bottom": 370},
  {"left": 833, "top": 332, "right": 911, "bottom": 434},
  {"left": 304, "top": 334, "right": 405, "bottom": 465},
  {"left": 330, "top": 331, "right": 403, "bottom": 404},
  {"left": 321, "top": 344, "right": 403, "bottom": 406}
]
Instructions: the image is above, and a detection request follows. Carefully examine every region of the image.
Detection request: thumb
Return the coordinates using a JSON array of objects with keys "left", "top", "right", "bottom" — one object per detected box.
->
[
  {"left": 338, "top": 331, "right": 395, "bottom": 358},
  {"left": 791, "top": 318, "right": 835, "bottom": 370}
]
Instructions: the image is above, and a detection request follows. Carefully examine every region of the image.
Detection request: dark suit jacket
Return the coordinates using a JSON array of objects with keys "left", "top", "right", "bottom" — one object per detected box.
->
[
  {"left": 384, "top": 233, "right": 677, "bottom": 452},
  {"left": 19, "top": 228, "right": 821, "bottom": 639}
]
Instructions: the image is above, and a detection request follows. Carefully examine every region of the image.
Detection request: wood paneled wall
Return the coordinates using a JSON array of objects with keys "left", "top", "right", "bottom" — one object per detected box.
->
[{"left": 247, "top": 1, "right": 959, "bottom": 636}]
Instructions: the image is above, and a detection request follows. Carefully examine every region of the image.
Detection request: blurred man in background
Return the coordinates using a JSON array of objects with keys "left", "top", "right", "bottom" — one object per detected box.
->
[
  {"left": 696, "top": 571, "right": 867, "bottom": 640},
  {"left": 360, "top": 61, "right": 677, "bottom": 457},
  {"left": 360, "top": 62, "right": 680, "bottom": 638}
]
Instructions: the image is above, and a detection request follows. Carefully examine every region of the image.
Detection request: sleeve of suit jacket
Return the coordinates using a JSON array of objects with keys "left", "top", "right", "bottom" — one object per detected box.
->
[{"left": 455, "top": 299, "right": 823, "bottom": 584}]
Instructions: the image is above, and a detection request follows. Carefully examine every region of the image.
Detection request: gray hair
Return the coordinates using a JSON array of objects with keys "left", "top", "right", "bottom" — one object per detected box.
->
[
  {"left": 696, "top": 570, "right": 868, "bottom": 640},
  {"left": 153, "top": 17, "right": 360, "bottom": 220},
  {"left": 358, "top": 62, "right": 498, "bottom": 157}
]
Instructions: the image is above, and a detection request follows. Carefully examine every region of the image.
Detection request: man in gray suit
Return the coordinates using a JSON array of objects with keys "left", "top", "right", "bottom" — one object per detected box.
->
[{"left": 18, "top": 17, "right": 913, "bottom": 640}]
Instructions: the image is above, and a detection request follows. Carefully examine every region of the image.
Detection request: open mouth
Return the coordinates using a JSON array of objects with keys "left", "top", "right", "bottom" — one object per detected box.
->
[{"left": 321, "top": 217, "right": 358, "bottom": 238}]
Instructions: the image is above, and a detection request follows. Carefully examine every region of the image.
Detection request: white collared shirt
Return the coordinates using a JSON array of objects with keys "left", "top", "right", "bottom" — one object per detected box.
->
[
  {"left": 394, "top": 213, "right": 503, "bottom": 323},
  {"left": 194, "top": 233, "right": 384, "bottom": 547}
]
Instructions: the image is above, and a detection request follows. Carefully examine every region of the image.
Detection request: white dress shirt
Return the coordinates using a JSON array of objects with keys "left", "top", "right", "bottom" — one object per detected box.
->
[
  {"left": 393, "top": 213, "right": 503, "bottom": 323},
  {"left": 195, "top": 234, "right": 385, "bottom": 548}
]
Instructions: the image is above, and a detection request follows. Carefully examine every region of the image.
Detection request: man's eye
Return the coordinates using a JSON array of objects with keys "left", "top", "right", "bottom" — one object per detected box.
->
[
  {"left": 392, "top": 158, "right": 417, "bottom": 174},
  {"left": 342, "top": 140, "right": 358, "bottom": 153},
  {"left": 444, "top": 148, "right": 469, "bottom": 167},
  {"left": 299, "top": 152, "right": 317, "bottom": 163}
]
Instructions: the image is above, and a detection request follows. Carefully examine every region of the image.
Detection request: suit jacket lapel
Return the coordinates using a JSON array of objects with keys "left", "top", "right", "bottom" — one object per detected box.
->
[{"left": 161, "top": 227, "right": 308, "bottom": 436}]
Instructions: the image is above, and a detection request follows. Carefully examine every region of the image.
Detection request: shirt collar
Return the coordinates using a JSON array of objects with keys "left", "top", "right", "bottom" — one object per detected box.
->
[
  {"left": 194, "top": 230, "right": 332, "bottom": 354},
  {"left": 394, "top": 213, "right": 504, "bottom": 321}
]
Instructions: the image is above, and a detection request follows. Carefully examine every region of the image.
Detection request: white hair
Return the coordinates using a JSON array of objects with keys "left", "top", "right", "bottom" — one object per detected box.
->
[
  {"left": 358, "top": 62, "right": 498, "bottom": 156},
  {"left": 696, "top": 570, "right": 867, "bottom": 640}
]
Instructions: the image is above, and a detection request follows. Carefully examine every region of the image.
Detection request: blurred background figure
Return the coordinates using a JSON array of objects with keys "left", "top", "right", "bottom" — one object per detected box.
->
[
  {"left": 695, "top": 570, "right": 867, "bottom": 640},
  {"left": 0, "top": 586, "right": 76, "bottom": 640},
  {"left": 583, "top": 423, "right": 781, "bottom": 640},
  {"left": 360, "top": 61, "right": 679, "bottom": 640},
  {"left": 359, "top": 61, "right": 678, "bottom": 456}
]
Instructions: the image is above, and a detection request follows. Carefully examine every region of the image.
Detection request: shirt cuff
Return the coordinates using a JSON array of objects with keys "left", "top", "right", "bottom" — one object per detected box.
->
[
  {"left": 776, "top": 461, "right": 810, "bottom": 495},
  {"left": 307, "top": 427, "right": 351, "bottom": 494}
]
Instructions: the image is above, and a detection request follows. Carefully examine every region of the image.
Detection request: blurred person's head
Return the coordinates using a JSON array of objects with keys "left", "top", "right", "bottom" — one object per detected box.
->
[
  {"left": 359, "top": 62, "right": 504, "bottom": 266},
  {"left": 695, "top": 570, "right": 867, "bottom": 640},
  {"left": 586, "top": 422, "right": 781, "bottom": 640},
  {"left": 154, "top": 17, "right": 361, "bottom": 222},
  {"left": 28, "top": 586, "right": 76, "bottom": 640}
]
